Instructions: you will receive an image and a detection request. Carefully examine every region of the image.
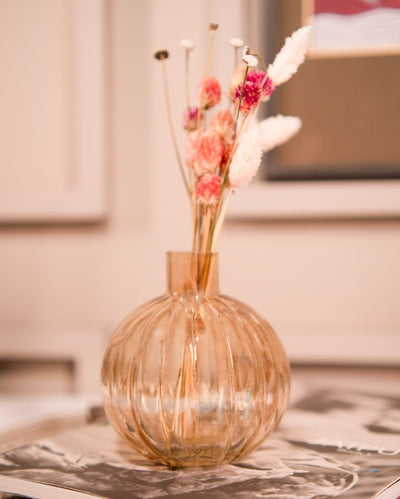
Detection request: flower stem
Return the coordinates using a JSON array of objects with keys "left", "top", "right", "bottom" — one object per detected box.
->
[
  {"left": 211, "top": 188, "right": 232, "bottom": 252},
  {"left": 234, "top": 47, "right": 239, "bottom": 69},
  {"left": 204, "top": 25, "right": 218, "bottom": 80},
  {"left": 234, "top": 66, "right": 249, "bottom": 130},
  {"left": 200, "top": 205, "right": 212, "bottom": 255},
  {"left": 198, "top": 64, "right": 251, "bottom": 290},
  {"left": 192, "top": 198, "right": 200, "bottom": 254},
  {"left": 185, "top": 50, "right": 191, "bottom": 109},
  {"left": 160, "top": 60, "right": 191, "bottom": 199},
  {"left": 196, "top": 24, "right": 218, "bottom": 133},
  {"left": 250, "top": 50, "right": 269, "bottom": 74}
]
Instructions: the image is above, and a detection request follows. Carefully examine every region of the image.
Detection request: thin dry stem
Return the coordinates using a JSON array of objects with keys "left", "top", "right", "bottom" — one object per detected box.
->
[
  {"left": 196, "top": 27, "right": 218, "bottom": 133},
  {"left": 204, "top": 28, "right": 217, "bottom": 79},
  {"left": 249, "top": 50, "right": 269, "bottom": 74},
  {"left": 160, "top": 61, "right": 191, "bottom": 198},
  {"left": 211, "top": 189, "right": 232, "bottom": 252},
  {"left": 234, "top": 47, "right": 239, "bottom": 69},
  {"left": 185, "top": 50, "right": 191, "bottom": 109},
  {"left": 192, "top": 199, "right": 200, "bottom": 254},
  {"left": 202, "top": 65, "right": 250, "bottom": 260},
  {"left": 200, "top": 205, "right": 212, "bottom": 255}
]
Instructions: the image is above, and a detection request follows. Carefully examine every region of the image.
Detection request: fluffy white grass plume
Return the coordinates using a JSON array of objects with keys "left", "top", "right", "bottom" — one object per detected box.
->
[
  {"left": 258, "top": 115, "right": 302, "bottom": 153},
  {"left": 229, "top": 128, "right": 262, "bottom": 188},
  {"left": 268, "top": 26, "right": 311, "bottom": 86}
]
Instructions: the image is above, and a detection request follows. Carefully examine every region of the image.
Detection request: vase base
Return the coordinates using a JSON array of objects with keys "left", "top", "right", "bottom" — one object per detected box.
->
[{"left": 142, "top": 446, "right": 239, "bottom": 468}]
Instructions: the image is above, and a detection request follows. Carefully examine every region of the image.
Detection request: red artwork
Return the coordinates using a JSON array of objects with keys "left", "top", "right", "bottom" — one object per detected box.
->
[{"left": 315, "top": 0, "right": 400, "bottom": 15}]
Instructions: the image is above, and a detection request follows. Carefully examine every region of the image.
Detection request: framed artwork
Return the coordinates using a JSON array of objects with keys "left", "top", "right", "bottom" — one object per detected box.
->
[
  {"left": 302, "top": 0, "right": 400, "bottom": 58},
  {"left": 0, "top": 0, "right": 106, "bottom": 223},
  {"left": 227, "top": 0, "right": 400, "bottom": 220},
  {"left": 262, "top": 0, "right": 400, "bottom": 182}
]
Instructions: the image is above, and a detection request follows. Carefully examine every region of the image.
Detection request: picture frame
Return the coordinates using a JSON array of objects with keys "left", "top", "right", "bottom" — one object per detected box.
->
[
  {"left": 302, "top": 0, "right": 400, "bottom": 58},
  {"left": 226, "top": 0, "right": 400, "bottom": 218},
  {"left": 260, "top": 0, "right": 400, "bottom": 183}
]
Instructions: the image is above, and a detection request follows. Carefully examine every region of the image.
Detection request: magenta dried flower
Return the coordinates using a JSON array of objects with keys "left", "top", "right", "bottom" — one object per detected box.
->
[
  {"left": 247, "top": 71, "right": 275, "bottom": 102},
  {"left": 233, "top": 80, "right": 262, "bottom": 113}
]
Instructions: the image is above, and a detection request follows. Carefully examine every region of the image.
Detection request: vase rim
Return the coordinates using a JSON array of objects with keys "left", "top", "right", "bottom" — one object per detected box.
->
[{"left": 166, "top": 252, "right": 219, "bottom": 295}]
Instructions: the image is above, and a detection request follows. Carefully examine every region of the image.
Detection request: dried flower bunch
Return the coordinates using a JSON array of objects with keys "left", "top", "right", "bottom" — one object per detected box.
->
[{"left": 154, "top": 24, "right": 310, "bottom": 286}]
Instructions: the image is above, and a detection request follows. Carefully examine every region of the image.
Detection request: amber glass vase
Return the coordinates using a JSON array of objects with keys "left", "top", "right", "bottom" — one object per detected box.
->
[{"left": 101, "top": 252, "right": 290, "bottom": 467}]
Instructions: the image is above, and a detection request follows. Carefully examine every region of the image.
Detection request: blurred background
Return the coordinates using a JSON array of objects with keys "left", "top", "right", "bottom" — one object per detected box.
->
[{"left": 0, "top": 0, "right": 399, "bottom": 413}]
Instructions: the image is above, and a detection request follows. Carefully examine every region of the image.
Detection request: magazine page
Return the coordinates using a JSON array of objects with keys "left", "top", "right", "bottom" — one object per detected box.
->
[{"left": 0, "top": 386, "right": 399, "bottom": 499}]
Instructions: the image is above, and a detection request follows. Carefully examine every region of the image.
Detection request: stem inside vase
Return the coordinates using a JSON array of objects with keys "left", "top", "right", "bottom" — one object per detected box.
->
[{"left": 167, "top": 252, "right": 218, "bottom": 295}]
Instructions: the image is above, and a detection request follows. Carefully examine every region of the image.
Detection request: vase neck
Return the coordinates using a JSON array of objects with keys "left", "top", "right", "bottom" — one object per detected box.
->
[{"left": 167, "top": 252, "right": 219, "bottom": 295}]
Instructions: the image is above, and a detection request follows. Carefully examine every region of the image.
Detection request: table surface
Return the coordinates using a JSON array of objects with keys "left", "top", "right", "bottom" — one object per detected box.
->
[{"left": 0, "top": 366, "right": 399, "bottom": 499}]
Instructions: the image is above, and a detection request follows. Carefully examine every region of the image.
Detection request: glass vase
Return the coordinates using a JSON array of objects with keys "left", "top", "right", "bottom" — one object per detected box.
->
[{"left": 101, "top": 252, "right": 290, "bottom": 468}]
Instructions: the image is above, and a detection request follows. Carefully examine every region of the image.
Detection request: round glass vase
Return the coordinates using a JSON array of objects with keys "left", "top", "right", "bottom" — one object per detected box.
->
[{"left": 101, "top": 252, "right": 290, "bottom": 468}]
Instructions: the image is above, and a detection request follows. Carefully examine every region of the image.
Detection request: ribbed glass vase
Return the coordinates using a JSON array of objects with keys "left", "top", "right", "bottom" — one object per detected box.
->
[{"left": 101, "top": 252, "right": 290, "bottom": 467}]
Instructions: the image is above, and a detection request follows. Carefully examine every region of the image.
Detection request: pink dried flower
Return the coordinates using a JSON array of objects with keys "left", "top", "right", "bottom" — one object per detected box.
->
[
  {"left": 220, "top": 142, "right": 233, "bottom": 174},
  {"left": 247, "top": 71, "right": 275, "bottom": 102},
  {"left": 183, "top": 106, "right": 202, "bottom": 131},
  {"left": 211, "top": 109, "right": 235, "bottom": 144},
  {"left": 185, "top": 131, "right": 200, "bottom": 169},
  {"left": 185, "top": 130, "right": 223, "bottom": 175},
  {"left": 199, "top": 76, "right": 222, "bottom": 109},
  {"left": 233, "top": 80, "right": 261, "bottom": 113},
  {"left": 196, "top": 130, "right": 223, "bottom": 174},
  {"left": 197, "top": 173, "right": 222, "bottom": 205}
]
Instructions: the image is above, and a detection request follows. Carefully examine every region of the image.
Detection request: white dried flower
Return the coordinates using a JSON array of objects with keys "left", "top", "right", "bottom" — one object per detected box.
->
[
  {"left": 242, "top": 54, "right": 258, "bottom": 67},
  {"left": 180, "top": 39, "right": 195, "bottom": 50},
  {"left": 257, "top": 115, "right": 302, "bottom": 153},
  {"left": 229, "top": 128, "right": 262, "bottom": 188},
  {"left": 230, "top": 37, "right": 244, "bottom": 48},
  {"left": 268, "top": 26, "right": 311, "bottom": 86}
]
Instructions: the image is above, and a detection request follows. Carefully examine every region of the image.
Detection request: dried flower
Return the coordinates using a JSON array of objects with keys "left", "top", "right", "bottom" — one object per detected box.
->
[
  {"left": 183, "top": 106, "right": 202, "bottom": 131},
  {"left": 247, "top": 71, "right": 275, "bottom": 102},
  {"left": 211, "top": 109, "right": 235, "bottom": 144},
  {"left": 233, "top": 80, "right": 261, "bottom": 113},
  {"left": 155, "top": 23, "right": 309, "bottom": 260},
  {"left": 154, "top": 49, "right": 169, "bottom": 60},
  {"left": 221, "top": 142, "right": 233, "bottom": 173},
  {"left": 230, "top": 37, "right": 244, "bottom": 48},
  {"left": 197, "top": 173, "right": 222, "bottom": 205},
  {"left": 198, "top": 76, "right": 222, "bottom": 109},
  {"left": 259, "top": 76, "right": 275, "bottom": 102},
  {"left": 257, "top": 115, "right": 302, "bottom": 152},
  {"left": 184, "top": 131, "right": 200, "bottom": 170},
  {"left": 185, "top": 130, "right": 223, "bottom": 176},
  {"left": 242, "top": 54, "right": 258, "bottom": 67},
  {"left": 180, "top": 39, "right": 195, "bottom": 50},
  {"left": 229, "top": 128, "right": 262, "bottom": 188},
  {"left": 268, "top": 26, "right": 311, "bottom": 86}
]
